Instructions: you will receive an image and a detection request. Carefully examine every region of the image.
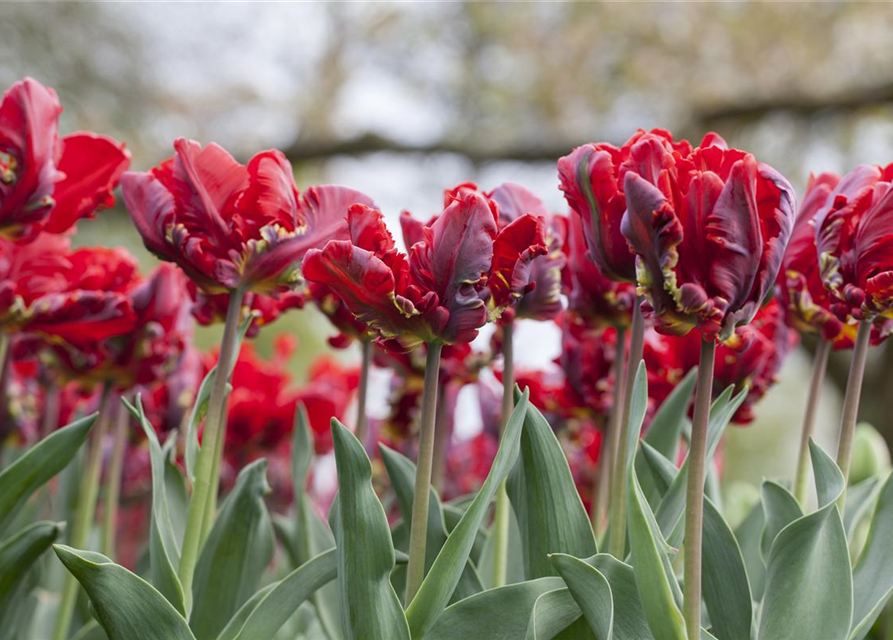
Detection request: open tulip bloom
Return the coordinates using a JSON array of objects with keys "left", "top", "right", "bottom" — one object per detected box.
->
[{"left": 6, "top": 80, "right": 893, "bottom": 640}]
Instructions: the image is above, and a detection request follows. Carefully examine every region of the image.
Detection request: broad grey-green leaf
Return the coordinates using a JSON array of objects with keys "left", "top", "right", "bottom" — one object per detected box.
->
[
  {"left": 759, "top": 481, "right": 803, "bottom": 562},
  {"left": 701, "top": 499, "right": 752, "bottom": 640},
  {"left": 216, "top": 549, "right": 337, "bottom": 640},
  {"left": 330, "top": 419, "right": 409, "bottom": 640},
  {"left": 588, "top": 554, "right": 651, "bottom": 640},
  {"left": 124, "top": 397, "right": 185, "bottom": 614},
  {"left": 623, "top": 362, "right": 649, "bottom": 474},
  {"left": 733, "top": 503, "right": 766, "bottom": 601},
  {"left": 477, "top": 500, "right": 526, "bottom": 589},
  {"left": 406, "top": 389, "right": 530, "bottom": 639},
  {"left": 551, "top": 554, "right": 613, "bottom": 640},
  {"left": 525, "top": 589, "right": 586, "bottom": 640},
  {"left": 53, "top": 545, "right": 196, "bottom": 640},
  {"left": 0, "top": 413, "right": 96, "bottom": 533},
  {"left": 292, "top": 403, "right": 313, "bottom": 509},
  {"left": 380, "top": 444, "right": 483, "bottom": 600},
  {"left": 506, "top": 394, "right": 597, "bottom": 579},
  {"left": 758, "top": 440, "right": 852, "bottom": 640},
  {"left": 626, "top": 464, "right": 685, "bottom": 640},
  {"left": 191, "top": 460, "right": 275, "bottom": 640},
  {"left": 425, "top": 577, "right": 564, "bottom": 640},
  {"left": 849, "top": 470, "right": 893, "bottom": 640},
  {"left": 644, "top": 367, "right": 697, "bottom": 459},
  {"left": 0, "top": 521, "right": 63, "bottom": 626},
  {"left": 843, "top": 476, "right": 879, "bottom": 540},
  {"left": 637, "top": 442, "right": 679, "bottom": 506},
  {"left": 442, "top": 503, "right": 487, "bottom": 565}
]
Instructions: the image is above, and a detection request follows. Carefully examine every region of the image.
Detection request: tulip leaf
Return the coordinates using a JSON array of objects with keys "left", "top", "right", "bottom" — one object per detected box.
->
[
  {"left": 425, "top": 577, "right": 565, "bottom": 640},
  {"left": 330, "top": 419, "right": 409, "bottom": 640},
  {"left": 551, "top": 554, "right": 613, "bottom": 640},
  {"left": 849, "top": 470, "right": 893, "bottom": 640},
  {"left": 758, "top": 440, "right": 852, "bottom": 640},
  {"left": 190, "top": 460, "right": 275, "bottom": 640},
  {"left": 405, "top": 389, "right": 530, "bottom": 639},
  {"left": 53, "top": 545, "right": 196, "bottom": 640},
  {"left": 0, "top": 413, "right": 96, "bottom": 533},
  {"left": 588, "top": 554, "right": 651, "bottom": 640},
  {"left": 124, "top": 397, "right": 186, "bottom": 614},
  {"left": 733, "top": 503, "right": 766, "bottom": 601},
  {"left": 701, "top": 498, "right": 752, "bottom": 640},
  {"left": 0, "top": 521, "right": 64, "bottom": 626},
  {"left": 843, "top": 476, "right": 879, "bottom": 540},
  {"left": 506, "top": 390, "right": 597, "bottom": 579},
  {"left": 626, "top": 462, "right": 685, "bottom": 640},
  {"left": 643, "top": 367, "right": 697, "bottom": 459},
  {"left": 759, "top": 481, "right": 802, "bottom": 562},
  {"left": 525, "top": 588, "right": 587, "bottom": 640},
  {"left": 215, "top": 549, "right": 337, "bottom": 640},
  {"left": 637, "top": 441, "right": 679, "bottom": 506},
  {"left": 380, "top": 444, "right": 483, "bottom": 600},
  {"left": 477, "top": 499, "right": 526, "bottom": 589},
  {"left": 442, "top": 503, "right": 488, "bottom": 566}
]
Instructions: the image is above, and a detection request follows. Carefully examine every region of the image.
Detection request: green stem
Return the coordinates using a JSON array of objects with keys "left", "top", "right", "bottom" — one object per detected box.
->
[
  {"left": 405, "top": 341, "right": 443, "bottom": 605},
  {"left": 179, "top": 288, "right": 245, "bottom": 611},
  {"left": 491, "top": 319, "right": 515, "bottom": 588},
  {"left": 356, "top": 339, "right": 372, "bottom": 446},
  {"left": 683, "top": 337, "right": 716, "bottom": 639},
  {"left": 607, "top": 299, "right": 644, "bottom": 558},
  {"left": 430, "top": 382, "right": 449, "bottom": 494},
  {"left": 101, "top": 397, "right": 129, "bottom": 558},
  {"left": 793, "top": 338, "right": 831, "bottom": 505},
  {"left": 52, "top": 385, "right": 114, "bottom": 640},
  {"left": 836, "top": 320, "right": 872, "bottom": 510},
  {"left": 593, "top": 325, "right": 627, "bottom": 535}
]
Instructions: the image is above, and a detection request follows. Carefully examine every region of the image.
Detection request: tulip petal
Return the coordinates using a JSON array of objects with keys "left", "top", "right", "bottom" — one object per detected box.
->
[
  {"left": 487, "top": 182, "right": 549, "bottom": 223},
  {"left": 489, "top": 213, "right": 547, "bottom": 309}
]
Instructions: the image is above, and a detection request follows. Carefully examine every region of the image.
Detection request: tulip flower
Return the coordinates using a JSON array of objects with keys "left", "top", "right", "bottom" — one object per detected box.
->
[
  {"left": 811, "top": 163, "right": 893, "bottom": 504},
  {"left": 189, "top": 283, "right": 305, "bottom": 338},
  {"left": 0, "top": 77, "right": 130, "bottom": 241}
]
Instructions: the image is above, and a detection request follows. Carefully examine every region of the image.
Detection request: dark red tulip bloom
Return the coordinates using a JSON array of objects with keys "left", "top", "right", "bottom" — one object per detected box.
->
[
  {"left": 813, "top": 163, "right": 893, "bottom": 326},
  {"left": 122, "top": 138, "right": 373, "bottom": 294},
  {"left": 621, "top": 132, "right": 796, "bottom": 339},
  {"left": 188, "top": 281, "right": 305, "bottom": 338},
  {"left": 563, "top": 210, "right": 636, "bottom": 329},
  {"left": 559, "top": 129, "right": 692, "bottom": 283},
  {"left": 303, "top": 190, "right": 499, "bottom": 349},
  {"left": 0, "top": 77, "right": 130, "bottom": 240},
  {"left": 308, "top": 281, "right": 374, "bottom": 349},
  {"left": 140, "top": 344, "right": 203, "bottom": 436}
]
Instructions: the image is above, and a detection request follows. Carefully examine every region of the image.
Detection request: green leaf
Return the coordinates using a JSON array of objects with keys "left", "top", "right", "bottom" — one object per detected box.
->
[
  {"left": 506, "top": 395, "right": 597, "bottom": 579},
  {"left": 292, "top": 403, "right": 313, "bottom": 509},
  {"left": 53, "top": 545, "right": 196, "bottom": 640},
  {"left": 525, "top": 588, "right": 586, "bottom": 640},
  {"left": 843, "top": 476, "right": 879, "bottom": 540},
  {"left": 0, "top": 413, "right": 96, "bottom": 533},
  {"left": 0, "top": 521, "right": 63, "bottom": 625},
  {"left": 626, "top": 463, "right": 685, "bottom": 640},
  {"left": 330, "top": 419, "right": 409, "bottom": 640},
  {"left": 406, "top": 389, "right": 530, "bottom": 639},
  {"left": 759, "top": 481, "right": 803, "bottom": 562},
  {"left": 701, "top": 499, "right": 752, "bottom": 640},
  {"left": 637, "top": 442, "right": 679, "bottom": 506},
  {"left": 758, "top": 440, "right": 852, "bottom": 640},
  {"left": 551, "top": 554, "right": 613, "bottom": 640},
  {"left": 850, "top": 470, "right": 893, "bottom": 640},
  {"left": 215, "top": 549, "right": 337, "bottom": 640},
  {"left": 477, "top": 499, "right": 526, "bottom": 589},
  {"left": 191, "top": 460, "right": 275, "bottom": 640},
  {"left": 442, "top": 503, "right": 487, "bottom": 565},
  {"left": 643, "top": 367, "right": 697, "bottom": 459},
  {"left": 733, "top": 503, "right": 765, "bottom": 602},
  {"left": 380, "top": 444, "right": 483, "bottom": 600},
  {"left": 588, "top": 554, "right": 651, "bottom": 640},
  {"left": 425, "top": 577, "right": 565, "bottom": 640},
  {"left": 124, "top": 397, "right": 185, "bottom": 614},
  {"left": 623, "top": 362, "right": 650, "bottom": 475}
]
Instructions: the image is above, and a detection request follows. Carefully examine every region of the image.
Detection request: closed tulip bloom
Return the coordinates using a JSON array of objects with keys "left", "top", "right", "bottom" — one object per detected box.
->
[
  {"left": 188, "top": 282, "right": 305, "bottom": 338},
  {"left": 303, "top": 190, "right": 500, "bottom": 349},
  {"left": 0, "top": 77, "right": 130, "bottom": 240},
  {"left": 621, "top": 133, "right": 796, "bottom": 339},
  {"left": 814, "top": 163, "right": 893, "bottom": 325},
  {"left": 121, "top": 138, "right": 373, "bottom": 294}
]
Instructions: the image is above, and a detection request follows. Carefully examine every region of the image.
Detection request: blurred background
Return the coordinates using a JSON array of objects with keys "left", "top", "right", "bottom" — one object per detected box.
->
[{"left": 4, "top": 1, "right": 893, "bottom": 498}]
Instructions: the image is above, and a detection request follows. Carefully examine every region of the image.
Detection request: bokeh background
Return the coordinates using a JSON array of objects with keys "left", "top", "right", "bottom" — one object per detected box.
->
[{"left": 5, "top": 1, "right": 893, "bottom": 502}]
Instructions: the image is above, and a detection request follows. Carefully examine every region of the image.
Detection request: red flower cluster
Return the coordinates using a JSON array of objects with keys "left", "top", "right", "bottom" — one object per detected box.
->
[{"left": 0, "top": 78, "right": 130, "bottom": 241}]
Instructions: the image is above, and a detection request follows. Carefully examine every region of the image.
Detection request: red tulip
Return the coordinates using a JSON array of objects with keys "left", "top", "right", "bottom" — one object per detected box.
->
[
  {"left": 188, "top": 282, "right": 305, "bottom": 338},
  {"left": 121, "top": 138, "right": 373, "bottom": 294},
  {"left": 814, "top": 163, "right": 893, "bottom": 326},
  {"left": 303, "top": 190, "right": 499, "bottom": 349},
  {"left": 140, "top": 344, "right": 203, "bottom": 436},
  {"left": 620, "top": 132, "right": 796, "bottom": 339},
  {"left": 559, "top": 129, "right": 691, "bottom": 283},
  {"left": 0, "top": 77, "right": 130, "bottom": 240},
  {"left": 308, "top": 281, "right": 374, "bottom": 348}
]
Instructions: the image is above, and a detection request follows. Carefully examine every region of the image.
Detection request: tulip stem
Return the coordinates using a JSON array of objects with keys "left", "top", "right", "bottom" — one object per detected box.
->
[
  {"left": 491, "top": 319, "right": 515, "bottom": 588},
  {"left": 52, "top": 385, "right": 114, "bottom": 640},
  {"left": 405, "top": 341, "right": 443, "bottom": 605},
  {"left": 836, "top": 320, "right": 872, "bottom": 510},
  {"left": 179, "top": 287, "right": 245, "bottom": 611},
  {"left": 101, "top": 398, "right": 130, "bottom": 558},
  {"left": 356, "top": 339, "right": 372, "bottom": 446},
  {"left": 593, "top": 325, "right": 627, "bottom": 535},
  {"left": 793, "top": 338, "right": 831, "bottom": 505},
  {"left": 431, "top": 381, "right": 449, "bottom": 493},
  {"left": 683, "top": 336, "right": 716, "bottom": 639},
  {"left": 607, "top": 299, "right": 644, "bottom": 558}
]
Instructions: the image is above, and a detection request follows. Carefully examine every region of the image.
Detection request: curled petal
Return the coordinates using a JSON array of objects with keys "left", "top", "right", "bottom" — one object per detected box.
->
[
  {"left": 489, "top": 213, "right": 547, "bottom": 310},
  {"left": 486, "top": 182, "right": 549, "bottom": 224}
]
